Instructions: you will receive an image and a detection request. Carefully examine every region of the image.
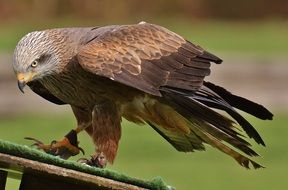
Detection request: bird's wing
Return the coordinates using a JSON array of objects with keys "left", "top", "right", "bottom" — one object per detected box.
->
[
  {"left": 77, "top": 23, "right": 221, "bottom": 96},
  {"left": 28, "top": 81, "right": 66, "bottom": 105}
]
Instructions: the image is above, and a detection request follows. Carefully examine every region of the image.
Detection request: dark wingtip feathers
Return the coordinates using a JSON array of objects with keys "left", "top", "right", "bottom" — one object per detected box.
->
[
  {"left": 262, "top": 107, "right": 274, "bottom": 120},
  {"left": 235, "top": 156, "right": 265, "bottom": 169},
  {"left": 204, "top": 82, "right": 273, "bottom": 121},
  {"left": 185, "top": 41, "right": 222, "bottom": 64},
  {"left": 201, "top": 50, "right": 223, "bottom": 64}
]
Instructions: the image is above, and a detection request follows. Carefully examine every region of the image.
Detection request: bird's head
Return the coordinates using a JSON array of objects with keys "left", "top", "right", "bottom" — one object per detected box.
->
[{"left": 13, "top": 30, "right": 68, "bottom": 93}]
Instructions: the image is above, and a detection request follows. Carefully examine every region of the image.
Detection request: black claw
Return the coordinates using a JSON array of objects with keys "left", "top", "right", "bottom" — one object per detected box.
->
[
  {"left": 50, "top": 140, "right": 57, "bottom": 145},
  {"left": 77, "top": 158, "right": 90, "bottom": 164},
  {"left": 25, "top": 137, "right": 44, "bottom": 145},
  {"left": 78, "top": 147, "right": 85, "bottom": 155}
]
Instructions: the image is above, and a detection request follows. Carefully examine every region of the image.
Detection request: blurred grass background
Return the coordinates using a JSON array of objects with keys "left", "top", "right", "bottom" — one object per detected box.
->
[
  {"left": 0, "top": 114, "right": 287, "bottom": 190},
  {"left": 0, "top": 0, "right": 287, "bottom": 189},
  {"left": 1, "top": 20, "right": 288, "bottom": 55}
]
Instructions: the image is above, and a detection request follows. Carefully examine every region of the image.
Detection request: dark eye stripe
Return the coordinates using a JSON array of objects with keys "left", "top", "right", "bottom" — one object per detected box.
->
[
  {"left": 37, "top": 53, "right": 51, "bottom": 63},
  {"left": 29, "top": 54, "right": 51, "bottom": 69}
]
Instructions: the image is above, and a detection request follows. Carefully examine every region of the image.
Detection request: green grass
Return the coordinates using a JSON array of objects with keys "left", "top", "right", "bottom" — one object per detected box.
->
[
  {"left": 0, "top": 140, "right": 169, "bottom": 190},
  {"left": 0, "top": 20, "right": 287, "bottom": 55},
  {"left": 166, "top": 20, "right": 288, "bottom": 55},
  {"left": 0, "top": 113, "right": 287, "bottom": 190}
]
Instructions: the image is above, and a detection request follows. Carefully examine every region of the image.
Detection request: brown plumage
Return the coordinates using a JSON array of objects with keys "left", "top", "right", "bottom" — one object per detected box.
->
[{"left": 13, "top": 22, "right": 273, "bottom": 168}]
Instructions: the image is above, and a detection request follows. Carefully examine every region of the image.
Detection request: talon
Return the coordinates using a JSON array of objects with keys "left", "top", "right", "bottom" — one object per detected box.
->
[
  {"left": 78, "top": 146, "right": 85, "bottom": 155},
  {"left": 77, "top": 158, "right": 91, "bottom": 165},
  {"left": 24, "top": 130, "right": 84, "bottom": 159},
  {"left": 50, "top": 140, "right": 57, "bottom": 145},
  {"left": 25, "top": 137, "right": 56, "bottom": 154},
  {"left": 78, "top": 153, "right": 107, "bottom": 168},
  {"left": 25, "top": 137, "right": 44, "bottom": 144}
]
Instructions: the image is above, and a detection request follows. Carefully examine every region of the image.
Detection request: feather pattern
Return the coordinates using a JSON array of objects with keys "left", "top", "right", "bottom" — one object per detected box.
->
[
  {"left": 77, "top": 23, "right": 222, "bottom": 96},
  {"left": 28, "top": 80, "right": 66, "bottom": 105}
]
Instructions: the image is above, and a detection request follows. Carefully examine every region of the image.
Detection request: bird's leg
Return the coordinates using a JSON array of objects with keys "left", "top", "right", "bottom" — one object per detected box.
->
[
  {"left": 77, "top": 102, "right": 121, "bottom": 168},
  {"left": 76, "top": 122, "right": 107, "bottom": 168},
  {"left": 25, "top": 106, "right": 92, "bottom": 159},
  {"left": 25, "top": 129, "right": 85, "bottom": 159}
]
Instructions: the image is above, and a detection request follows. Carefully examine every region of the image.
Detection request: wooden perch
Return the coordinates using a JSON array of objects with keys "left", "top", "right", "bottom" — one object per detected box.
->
[
  {"left": 0, "top": 152, "right": 145, "bottom": 190},
  {"left": 0, "top": 140, "right": 172, "bottom": 190}
]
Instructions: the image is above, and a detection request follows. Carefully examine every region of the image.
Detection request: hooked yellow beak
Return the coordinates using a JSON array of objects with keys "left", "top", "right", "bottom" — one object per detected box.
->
[{"left": 17, "top": 72, "right": 35, "bottom": 93}]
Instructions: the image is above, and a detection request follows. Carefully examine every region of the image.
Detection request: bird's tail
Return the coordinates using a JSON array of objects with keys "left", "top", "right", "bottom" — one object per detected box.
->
[
  {"left": 146, "top": 83, "right": 273, "bottom": 169},
  {"left": 202, "top": 81, "right": 273, "bottom": 120}
]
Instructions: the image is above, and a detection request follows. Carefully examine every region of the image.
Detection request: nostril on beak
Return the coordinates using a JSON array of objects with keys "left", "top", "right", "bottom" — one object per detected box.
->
[{"left": 17, "top": 80, "right": 26, "bottom": 93}]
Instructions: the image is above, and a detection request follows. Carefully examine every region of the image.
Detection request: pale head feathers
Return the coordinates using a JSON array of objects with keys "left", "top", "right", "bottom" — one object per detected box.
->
[{"left": 13, "top": 29, "right": 71, "bottom": 80}]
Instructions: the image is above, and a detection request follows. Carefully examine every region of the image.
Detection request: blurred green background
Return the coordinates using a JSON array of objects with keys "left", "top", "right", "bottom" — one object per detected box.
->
[{"left": 0, "top": 0, "right": 287, "bottom": 189}]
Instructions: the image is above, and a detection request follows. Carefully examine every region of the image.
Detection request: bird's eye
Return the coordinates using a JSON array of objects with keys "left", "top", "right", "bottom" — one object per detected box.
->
[{"left": 31, "top": 60, "right": 38, "bottom": 68}]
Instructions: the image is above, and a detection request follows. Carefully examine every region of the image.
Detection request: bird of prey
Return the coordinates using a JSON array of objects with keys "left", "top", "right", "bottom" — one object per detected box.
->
[{"left": 13, "top": 22, "right": 273, "bottom": 169}]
